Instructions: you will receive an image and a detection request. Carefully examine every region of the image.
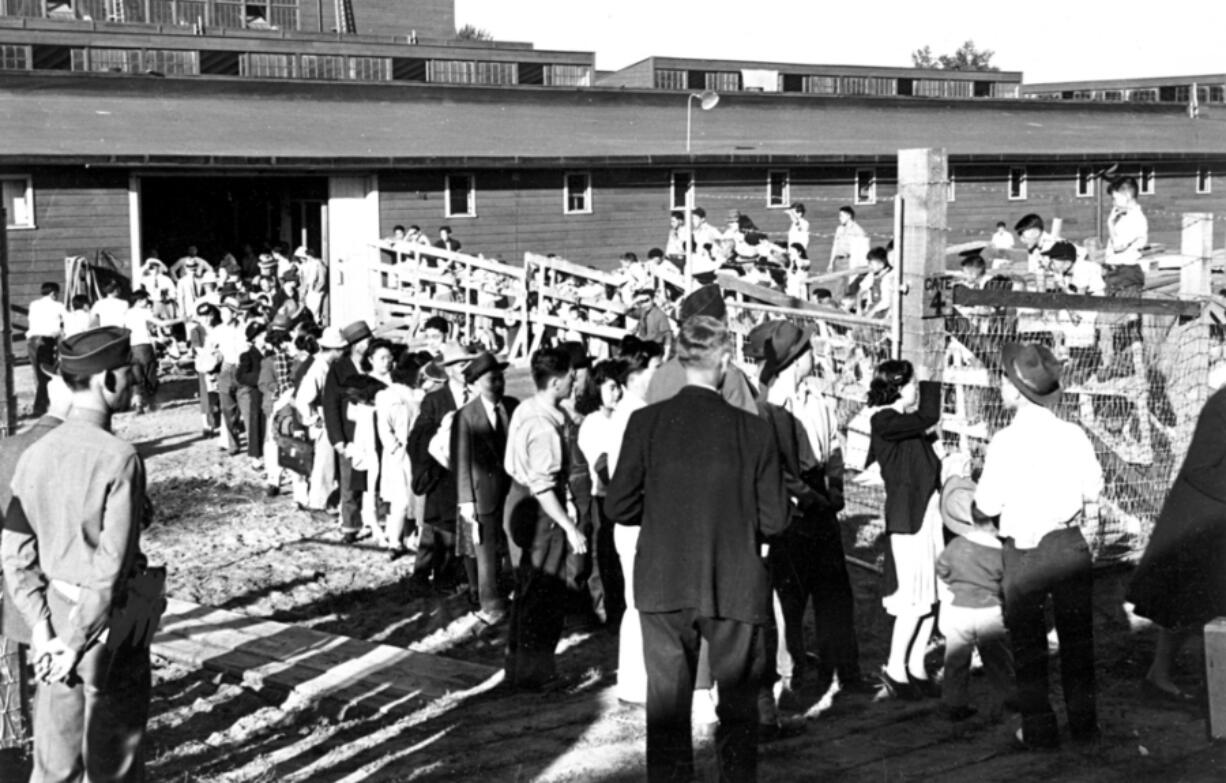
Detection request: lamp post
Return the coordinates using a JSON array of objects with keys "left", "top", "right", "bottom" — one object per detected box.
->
[{"left": 684, "top": 90, "right": 720, "bottom": 290}]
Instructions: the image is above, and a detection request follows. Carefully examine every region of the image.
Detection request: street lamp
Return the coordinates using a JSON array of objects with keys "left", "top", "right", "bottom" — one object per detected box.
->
[
  {"left": 684, "top": 90, "right": 719, "bottom": 291},
  {"left": 685, "top": 89, "right": 720, "bottom": 154}
]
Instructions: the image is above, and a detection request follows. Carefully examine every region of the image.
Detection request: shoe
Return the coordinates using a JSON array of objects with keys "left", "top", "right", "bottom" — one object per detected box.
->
[
  {"left": 909, "top": 672, "right": 942, "bottom": 699},
  {"left": 473, "top": 609, "right": 507, "bottom": 626},
  {"left": 776, "top": 679, "right": 802, "bottom": 713},
  {"left": 878, "top": 669, "right": 920, "bottom": 701},
  {"left": 340, "top": 532, "right": 358, "bottom": 545},
  {"left": 837, "top": 675, "right": 880, "bottom": 696},
  {"left": 264, "top": 485, "right": 280, "bottom": 498},
  {"left": 943, "top": 705, "right": 978, "bottom": 722},
  {"left": 518, "top": 675, "right": 568, "bottom": 694},
  {"left": 388, "top": 547, "right": 409, "bottom": 562}
]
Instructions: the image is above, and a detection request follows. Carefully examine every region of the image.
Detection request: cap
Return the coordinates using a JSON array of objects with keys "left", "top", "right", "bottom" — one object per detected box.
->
[
  {"left": 1041, "top": 240, "right": 1078, "bottom": 263},
  {"left": 57, "top": 326, "right": 132, "bottom": 376}
]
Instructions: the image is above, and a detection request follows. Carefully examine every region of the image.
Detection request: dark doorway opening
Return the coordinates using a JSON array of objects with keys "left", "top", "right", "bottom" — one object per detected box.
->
[{"left": 139, "top": 175, "right": 328, "bottom": 269}]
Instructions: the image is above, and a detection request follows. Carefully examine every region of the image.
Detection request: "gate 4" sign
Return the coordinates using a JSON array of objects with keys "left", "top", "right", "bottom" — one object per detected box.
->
[{"left": 923, "top": 274, "right": 957, "bottom": 319}]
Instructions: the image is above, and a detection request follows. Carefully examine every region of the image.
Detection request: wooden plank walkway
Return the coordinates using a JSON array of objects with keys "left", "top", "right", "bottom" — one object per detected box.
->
[{"left": 152, "top": 598, "right": 501, "bottom": 719}]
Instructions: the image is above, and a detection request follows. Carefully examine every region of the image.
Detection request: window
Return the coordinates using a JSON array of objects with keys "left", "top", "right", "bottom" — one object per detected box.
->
[
  {"left": 1076, "top": 167, "right": 1094, "bottom": 198},
  {"left": 1129, "top": 89, "right": 1157, "bottom": 103},
  {"left": 143, "top": 49, "right": 199, "bottom": 75},
  {"left": 704, "top": 71, "right": 740, "bottom": 92},
  {"left": 299, "top": 54, "right": 343, "bottom": 80},
  {"left": 654, "top": 69, "right": 686, "bottom": 90},
  {"left": 445, "top": 174, "right": 476, "bottom": 218},
  {"left": 2, "top": 176, "right": 34, "bottom": 229},
  {"left": 0, "top": 44, "right": 30, "bottom": 70},
  {"left": 1139, "top": 165, "right": 1156, "bottom": 195},
  {"left": 1197, "top": 168, "right": 1212, "bottom": 194},
  {"left": 563, "top": 172, "right": 591, "bottom": 215},
  {"left": 767, "top": 170, "right": 789, "bottom": 208},
  {"left": 72, "top": 48, "right": 140, "bottom": 72},
  {"left": 670, "top": 170, "right": 693, "bottom": 210},
  {"left": 803, "top": 75, "right": 837, "bottom": 94},
  {"left": 840, "top": 76, "right": 896, "bottom": 96},
  {"left": 1103, "top": 90, "right": 1123, "bottom": 102},
  {"left": 240, "top": 52, "right": 291, "bottom": 78},
  {"left": 854, "top": 169, "right": 876, "bottom": 205},
  {"left": 947, "top": 168, "right": 956, "bottom": 202},
  {"left": 348, "top": 56, "right": 390, "bottom": 81},
  {"left": 1008, "top": 167, "right": 1027, "bottom": 200},
  {"left": 427, "top": 59, "right": 516, "bottom": 85},
  {"left": 544, "top": 64, "right": 591, "bottom": 87}
]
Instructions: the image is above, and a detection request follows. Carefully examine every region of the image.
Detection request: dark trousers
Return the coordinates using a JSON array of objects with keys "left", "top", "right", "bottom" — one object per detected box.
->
[
  {"left": 1002, "top": 527, "right": 1097, "bottom": 745},
  {"left": 641, "top": 609, "right": 764, "bottom": 783},
  {"left": 237, "top": 385, "right": 263, "bottom": 459},
  {"left": 217, "top": 364, "right": 241, "bottom": 453},
  {"left": 28, "top": 336, "right": 54, "bottom": 416},
  {"left": 32, "top": 638, "right": 151, "bottom": 783},
  {"left": 475, "top": 508, "right": 507, "bottom": 614},
  {"left": 130, "top": 343, "right": 158, "bottom": 403},
  {"left": 504, "top": 481, "right": 569, "bottom": 687},
  {"left": 591, "top": 496, "right": 625, "bottom": 624},
  {"left": 337, "top": 452, "right": 363, "bottom": 534},
  {"left": 768, "top": 511, "right": 861, "bottom": 684},
  {"left": 414, "top": 523, "right": 457, "bottom": 585}
]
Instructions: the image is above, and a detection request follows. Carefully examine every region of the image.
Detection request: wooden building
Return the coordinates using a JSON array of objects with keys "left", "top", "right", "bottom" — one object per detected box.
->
[{"left": 1024, "top": 74, "right": 1226, "bottom": 105}]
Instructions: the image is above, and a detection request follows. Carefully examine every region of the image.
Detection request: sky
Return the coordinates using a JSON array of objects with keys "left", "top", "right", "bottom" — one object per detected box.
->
[{"left": 454, "top": 0, "right": 1226, "bottom": 84}]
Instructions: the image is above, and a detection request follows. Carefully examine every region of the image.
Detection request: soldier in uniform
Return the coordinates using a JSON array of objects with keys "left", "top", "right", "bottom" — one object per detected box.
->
[{"left": 2, "top": 326, "right": 161, "bottom": 782}]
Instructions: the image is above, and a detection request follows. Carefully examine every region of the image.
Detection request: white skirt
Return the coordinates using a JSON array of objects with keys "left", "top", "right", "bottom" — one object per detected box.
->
[{"left": 881, "top": 491, "right": 943, "bottom": 618}]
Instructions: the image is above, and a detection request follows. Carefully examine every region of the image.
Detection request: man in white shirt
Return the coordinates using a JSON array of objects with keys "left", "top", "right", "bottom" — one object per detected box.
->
[
  {"left": 974, "top": 342, "right": 1103, "bottom": 750},
  {"left": 785, "top": 202, "right": 810, "bottom": 250},
  {"left": 26, "top": 281, "right": 68, "bottom": 416},
  {"left": 1014, "top": 214, "right": 1055, "bottom": 276},
  {"left": 124, "top": 290, "right": 169, "bottom": 413},
  {"left": 665, "top": 211, "right": 688, "bottom": 269},
  {"left": 170, "top": 246, "right": 213, "bottom": 280},
  {"left": 689, "top": 208, "right": 722, "bottom": 269},
  {"left": 990, "top": 222, "right": 1015, "bottom": 250},
  {"left": 829, "top": 206, "right": 868, "bottom": 273},
  {"left": 176, "top": 257, "right": 207, "bottom": 321},
  {"left": 89, "top": 280, "right": 129, "bottom": 329},
  {"left": 1103, "top": 176, "right": 1148, "bottom": 295}
]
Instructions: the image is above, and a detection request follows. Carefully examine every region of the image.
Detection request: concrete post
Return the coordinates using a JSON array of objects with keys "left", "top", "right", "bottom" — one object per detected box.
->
[{"left": 897, "top": 148, "right": 949, "bottom": 375}]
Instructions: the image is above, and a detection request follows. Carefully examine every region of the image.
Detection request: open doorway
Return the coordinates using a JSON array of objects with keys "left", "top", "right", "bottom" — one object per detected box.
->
[{"left": 139, "top": 175, "right": 328, "bottom": 270}]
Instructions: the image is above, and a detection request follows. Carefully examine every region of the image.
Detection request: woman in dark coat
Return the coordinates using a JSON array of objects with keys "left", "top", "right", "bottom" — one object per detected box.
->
[
  {"left": 1127, "top": 383, "right": 1226, "bottom": 702},
  {"left": 867, "top": 359, "right": 944, "bottom": 700}
]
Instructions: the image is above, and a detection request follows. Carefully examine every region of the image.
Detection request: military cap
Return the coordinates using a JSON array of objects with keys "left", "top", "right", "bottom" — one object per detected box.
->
[{"left": 58, "top": 326, "right": 132, "bottom": 376}]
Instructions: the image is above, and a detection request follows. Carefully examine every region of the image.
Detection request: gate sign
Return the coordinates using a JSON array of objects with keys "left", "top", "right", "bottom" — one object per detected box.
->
[{"left": 923, "top": 274, "right": 957, "bottom": 319}]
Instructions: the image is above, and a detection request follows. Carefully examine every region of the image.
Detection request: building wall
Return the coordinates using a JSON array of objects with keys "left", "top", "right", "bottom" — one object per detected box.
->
[
  {"left": 338, "top": 0, "right": 455, "bottom": 39},
  {"left": 2, "top": 167, "right": 130, "bottom": 328}
]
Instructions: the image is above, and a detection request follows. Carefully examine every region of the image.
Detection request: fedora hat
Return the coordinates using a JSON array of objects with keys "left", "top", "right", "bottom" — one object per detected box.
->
[
  {"left": 420, "top": 360, "right": 448, "bottom": 384},
  {"left": 463, "top": 352, "right": 509, "bottom": 385},
  {"left": 939, "top": 475, "right": 978, "bottom": 538},
  {"left": 745, "top": 320, "right": 780, "bottom": 362},
  {"left": 317, "top": 327, "right": 347, "bottom": 350},
  {"left": 436, "top": 341, "right": 474, "bottom": 366},
  {"left": 341, "top": 320, "right": 372, "bottom": 345},
  {"left": 268, "top": 310, "right": 295, "bottom": 334},
  {"left": 678, "top": 284, "right": 726, "bottom": 324},
  {"left": 1002, "top": 341, "right": 1062, "bottom": 406},
  {"left": 760, "top": 321, "right": 814, "bottom": 387}
]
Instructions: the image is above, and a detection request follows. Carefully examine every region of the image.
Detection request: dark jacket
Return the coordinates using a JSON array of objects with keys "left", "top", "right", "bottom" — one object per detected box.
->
[
  {"left": 322, "top": 354, "right": 361, "bottom": 447},
  {"left": 0, "top": 415, "right": 63, "bottom": 643},
  {"left": 408, "top": 384, "right": 460, "bottom": 527},
  {"left": 236, "top": 345, "right": 265, "bottom": 388},
  {"left": 757, "top": 400, "right": 829, "bottom": 533},
  {"left": 605, "top": 385, "right": 789, "bottom": 625},
  {"left": 452, "top": 395, "right": 518, "bottom": 517},
  {"left": 868, "top": 380, "right": 942, "bottom": 535}
]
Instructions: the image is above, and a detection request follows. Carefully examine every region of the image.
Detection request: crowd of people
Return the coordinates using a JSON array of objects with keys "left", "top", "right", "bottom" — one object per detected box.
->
[{"left": 7, "top": 174, "right": 1217, "bottom": 783}]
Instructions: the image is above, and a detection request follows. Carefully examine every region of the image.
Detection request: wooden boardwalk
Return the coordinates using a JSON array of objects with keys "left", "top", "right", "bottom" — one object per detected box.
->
[{"left": 152, "top": 598, "right": 501, "bottom": 720}]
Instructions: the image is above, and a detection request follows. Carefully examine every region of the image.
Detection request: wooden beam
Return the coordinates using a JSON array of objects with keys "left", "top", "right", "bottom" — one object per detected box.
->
[
  {"left": 898, "top": 147, "right": 948, "bottom": 373},
  {"left": 952, "top": 286, "right": 1202, "bottom": 317}
]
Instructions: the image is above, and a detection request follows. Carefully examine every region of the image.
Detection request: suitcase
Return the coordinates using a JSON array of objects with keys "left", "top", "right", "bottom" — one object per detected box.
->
[{"left": 278, "top": 435, "right": 314, "bottom": 478}]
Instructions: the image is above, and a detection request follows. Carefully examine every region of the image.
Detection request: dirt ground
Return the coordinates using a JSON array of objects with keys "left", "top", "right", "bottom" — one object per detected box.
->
[{"left": 5, "top": 366, "right": 1225, "bottom": 782}]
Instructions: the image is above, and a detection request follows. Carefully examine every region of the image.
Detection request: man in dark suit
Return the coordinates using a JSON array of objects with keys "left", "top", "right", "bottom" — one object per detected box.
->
[
  {"left": 606, "top": 316, "right": 789, "bottom": 783},
  {"left": 408, "top": 342, "right": 472, "bottom": 588},
  {"left": 322, "top": 320, "right": 370, "bottom": 544},
  {"left": 452, "top": 352, "right": 517, "bottom": 622}
]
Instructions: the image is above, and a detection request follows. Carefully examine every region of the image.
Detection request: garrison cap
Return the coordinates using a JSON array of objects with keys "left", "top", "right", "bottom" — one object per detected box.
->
[{"left": 58, "top": 326, "right": 132, "bottom": 376}]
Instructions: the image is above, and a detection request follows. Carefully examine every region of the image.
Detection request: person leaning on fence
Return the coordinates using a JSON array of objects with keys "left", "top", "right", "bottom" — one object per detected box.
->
[
  {"left": 605, "top": 315, "right": 788, "bottom": 783},
  {"left": 974, "top": 342, "right": 1103, "bottom": 750},
  {"left": 2, "top": 326, "right": 164, "bottom": 783},
  {"left": 1014, "top": 213, "right": 1055, "bottom": 277},
  {"left": 1126, "top": 365, "right": 1226, "bottom": 705},
  {"left": 867, "top": 359, "right": 943, "bottom": 701},
  {"left": 936, "top": 454, "right": 1016, "bottom": 723},
  {"left": 502, "top": 347, "right": 589, "bottom": 692}
]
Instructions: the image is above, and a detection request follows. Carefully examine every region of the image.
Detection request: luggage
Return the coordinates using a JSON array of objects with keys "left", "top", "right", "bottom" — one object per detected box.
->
[{"left": 278, "top": 435, "right": 314, "bottom": 477}]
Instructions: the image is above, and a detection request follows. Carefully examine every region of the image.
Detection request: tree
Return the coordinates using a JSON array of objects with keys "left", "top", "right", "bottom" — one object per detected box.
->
[
  {"left": 455, "top": 24, "right": 493, "bottom": 41},
  {"left": 911, "top": 40, "right": 999, "bottom": 72}
]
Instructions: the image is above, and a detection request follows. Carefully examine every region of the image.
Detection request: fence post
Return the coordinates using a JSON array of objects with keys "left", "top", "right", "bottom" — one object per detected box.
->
[
  {"left": 897, "top": 148, "right": 948, "bottom": 376},
  {"left": 1179, "top": 212, "right": 1213, "bottom": 297}
]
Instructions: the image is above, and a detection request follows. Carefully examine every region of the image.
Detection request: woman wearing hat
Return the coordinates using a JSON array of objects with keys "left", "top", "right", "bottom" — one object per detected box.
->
[{"left": 866, "top": 359, "right": 944, "bottom": 700}]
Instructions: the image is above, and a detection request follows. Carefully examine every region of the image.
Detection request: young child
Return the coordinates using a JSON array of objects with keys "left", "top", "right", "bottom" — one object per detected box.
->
[{"left": 936, "top": 453, "right": 1015, "bottom": 721}]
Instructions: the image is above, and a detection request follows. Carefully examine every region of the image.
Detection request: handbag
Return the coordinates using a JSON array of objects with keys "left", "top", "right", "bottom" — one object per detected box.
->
[{"left": 278, "top": 434, "right": 315, "bottom": 477}]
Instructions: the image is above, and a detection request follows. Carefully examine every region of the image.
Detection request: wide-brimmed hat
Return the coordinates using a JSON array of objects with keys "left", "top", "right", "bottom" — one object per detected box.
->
[
  {"left": 760, "top": 321, "right": 814, "bottom": 386},
  {"left": 142, "top": 258, "right": 167, "bottom": 274},
  {"left": 280, "top": 267, "right": 300, "bottom": 284},
  {"left": 268, "top": 310, "right": 294, "bottom": 334},
  {"left": 940, "top": 475, "right": 978, "bottom": 538},
  {"left": 678, "top": 284, "right": 726, "bottom": 324},
  {"left": 745, "top": 320, "right": 778, "bottom": 362},
  {"left": 437, "top": 341, "right": 474, "bottom": 366},
  {"left": 420, "top": 360, "right": 448, "bottom": 384},
  {"left": 341, "top": 320, "right": 372, "bottom": 345},
  {"left": 463, "top": 352, "right": 509, "bottom": 385},
  {"left": 219, "top": 295, "right": 241, "bottom": 312},
  {"left": 317, "top": 327, "right": 347, "bottom": 350},
  {"left": 1002, "top": 341, "right": 1062, "bottom": 406},
  {"left": 293, "top": 245, "right": 310, "bottom": 259}
]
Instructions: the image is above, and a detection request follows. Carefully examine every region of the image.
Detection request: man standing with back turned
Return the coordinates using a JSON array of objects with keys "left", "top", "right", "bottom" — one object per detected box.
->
[
  {"left": 2, "top": 326, "right": 160, "bottom": 781},
  {"left": 606, "top": 316, "right": 789, "bottom": 783}
]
